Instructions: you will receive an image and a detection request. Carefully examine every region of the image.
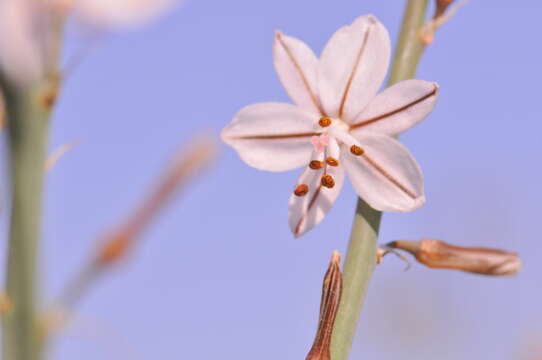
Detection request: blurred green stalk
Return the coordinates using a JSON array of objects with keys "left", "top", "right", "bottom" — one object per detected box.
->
[
  {"left": 330, "top": 1, "right": 429, "bottom": 359},
  {"left": 1, "top": 15, "right": 64, "bottom": 360},
  {"left": 1, "top": 82, "right": 51, "bottom": 360}
]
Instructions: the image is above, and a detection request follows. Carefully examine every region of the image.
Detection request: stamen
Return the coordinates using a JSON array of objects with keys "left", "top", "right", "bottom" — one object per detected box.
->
[
  {"left": 350, "top": 145, "right": 365, "bottom": 156},
  {"left": 326, "top": 157, "right": 339, "bottom": 167},
  {"left": 321, "top": 174, "right": 335, "bottom": 188},
  {"left": 294, "top": 184, "right": 309, "bottom": 196},
  {"left": 318, "top": 117, "right": 332, "bottom": 127},
  {"left": 309, "top": 160, "right": 324, "bottom": 170}
]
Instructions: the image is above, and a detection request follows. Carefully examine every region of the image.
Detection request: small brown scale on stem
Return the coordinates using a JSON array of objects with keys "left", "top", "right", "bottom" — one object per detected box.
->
[
  {"left": 294, "top": 184, "right": 309, "bottom": 196},
  {"left": 321, "top": 174, "right": 335, "bottom": 188},
  {"left": 309, "top": 160, "right": 324, "bottom": 170},
  {"left": 319, "top": 117, "right": 332, "bottom": 127},
  {"left": 350, "top": 145, "right": 364, "bottom": 156}
]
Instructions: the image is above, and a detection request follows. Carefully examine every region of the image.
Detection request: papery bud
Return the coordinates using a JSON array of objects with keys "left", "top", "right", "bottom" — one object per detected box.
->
[
  {"left": 306, "top": 251, "right": 343, "bottom": 360},
  {"left": 95, "top": 137, "right": 216, "bottom": 266},
  {"left": 387, "top": 238, "right": 522, "bottom": 276}
]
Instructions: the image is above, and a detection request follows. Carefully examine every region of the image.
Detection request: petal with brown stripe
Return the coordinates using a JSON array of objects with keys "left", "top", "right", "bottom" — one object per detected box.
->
[
  {"left": 349, "top": 80, "right": 439, "bottom": 136},
  {"left": 342, "top": 133, "right": 425, "bottom": 212},
  {"left": 318, "top": 14, "right": 391, "bottom": 121},
  {"left": 273, "top": 31, "right": 323, "bottom": 115},
  {"left": 221, "top": 102, "right": 319, "bottom": 172},
  {"left": 288, "top": 159, "right": 345, "bottom": 237}
]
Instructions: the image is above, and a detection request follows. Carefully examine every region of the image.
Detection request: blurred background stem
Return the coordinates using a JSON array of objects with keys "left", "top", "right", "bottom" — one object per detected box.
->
[
  {"left": 1, "top": 13, "right": 64, "bottom": 360},
  {"left": 330, "top": 1, "right": 429, "bottom": 359},
  {"left": 2, "top": 83, "right": 52, "bottom": 360}
]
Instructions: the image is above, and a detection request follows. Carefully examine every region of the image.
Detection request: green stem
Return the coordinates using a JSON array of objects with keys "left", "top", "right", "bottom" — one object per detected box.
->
[
  {"left": 0, "top": 10, "right": 65, "bottom": 359},
  {"left": 330, "top": 2, "right": 429, "bottom": 359},
  {"left": 2, "top": 83, "right": 51, "bottom": 360}
]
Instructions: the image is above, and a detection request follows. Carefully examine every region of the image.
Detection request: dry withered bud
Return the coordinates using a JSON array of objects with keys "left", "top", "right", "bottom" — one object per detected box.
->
[
  {"left": 376, "top": 247, "right": 411, "bottom": 271},
  {"left": 45, "top": 141, "right": 80, "bottom": 172},
  {"left": 421, "top": 0, "right": 469, "bottom": 45},
  {"left": 54, "top": 137, "right": 216, "bottom": 311},
  {"left": 435, "top": 0, "right": 454, "bottom": 19},
  {"left": 96, "top": 136, "right": 216, "bottom": 266},
  {"left": 306, "top": 251, "right": 343, "bottom": 360},
  {"left": 387, "top": 238, "right": 522, "bottom": 276}
]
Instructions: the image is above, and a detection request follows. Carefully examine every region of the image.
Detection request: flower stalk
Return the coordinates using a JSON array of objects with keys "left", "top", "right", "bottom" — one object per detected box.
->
[
  {"left": 1, "top": 80, "right": 53, "bottom": 360},
  {"left": 0, "top": 6, "right": 65, "bottom": 358},
  {"left": 330, "top": 1, "right": 429, "bottom": 359}
]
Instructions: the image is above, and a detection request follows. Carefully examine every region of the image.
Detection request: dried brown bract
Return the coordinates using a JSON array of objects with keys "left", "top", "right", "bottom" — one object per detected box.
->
[
  {"left": 306, "top": 251, "right": 343, "bottom": 360},
  {"left": 435, "top": 0, "right": 455, "bottom": 19},
  {"left": 387, "top": 238, "right": 522, "bottom": 276},
  {"left": 96, "top": 136, "right": 216, "bottom": 266}
]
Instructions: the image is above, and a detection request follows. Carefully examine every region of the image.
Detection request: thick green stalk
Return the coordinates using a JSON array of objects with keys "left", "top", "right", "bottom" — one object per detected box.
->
[
  {"left": 330, "top": 2, "right": 429, "bottom": 359},
  {"left": 2, "top": 82, "right": 51, "bottom": 360},
  {"left": 0, "top": 10, "right": 65, "bottom": 359}
]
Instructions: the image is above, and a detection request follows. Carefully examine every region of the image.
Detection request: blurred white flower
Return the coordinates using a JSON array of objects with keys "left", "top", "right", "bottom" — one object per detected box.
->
[
  {"left": 0, "top": 0, "right": 50, "bottom": 85},
  {"left": 74, "top": 0, "right": 180, "bottom": 28},
  {"left": 222, "top": 15, "right": 439, "bottom": 237}
]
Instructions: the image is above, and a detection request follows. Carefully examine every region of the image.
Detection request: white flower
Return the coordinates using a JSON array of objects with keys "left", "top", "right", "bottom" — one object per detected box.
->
[
  {"left": 74, "top": 0, "right": 180, "bottom": 28},
  {"left": 222, "top": 15, "right": 439, "bottom": 237},
  {"left": 0, "top": 0, "right": 51, "bottom": 85},
  {"left": 0, "top": 0, "right": 180, "bottom": 85}
]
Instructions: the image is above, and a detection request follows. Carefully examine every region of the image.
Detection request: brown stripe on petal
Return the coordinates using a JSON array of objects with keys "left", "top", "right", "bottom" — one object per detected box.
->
[
  {"left": 230, "top": 131, "right": 320, "bottom": 140},
  {"left": 361, "top": 153, "right": 417, "bottom": 199},
  {"left": 338, "top": 25, "right": 372, "bottom": 119},
  {"left": 276, "top": 32, "right": 325, "bottom": 116},
  {"left": 349, "top": 85, "right": 438, "bottom": 131}
]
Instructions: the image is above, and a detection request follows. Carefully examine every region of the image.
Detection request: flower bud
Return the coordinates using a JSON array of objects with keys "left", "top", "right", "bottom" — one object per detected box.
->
[
  {"left": 387, "top": 238, "right": 521, "bottom": 276},
  {"left": 435, "top": 0, "right": 454, "bottom": 18},
  {"left": 96, "top": 137, "right": 216, "bottom": 266},
  {"left": 306, "top": 251, "right": 343, "bottom": 360}
]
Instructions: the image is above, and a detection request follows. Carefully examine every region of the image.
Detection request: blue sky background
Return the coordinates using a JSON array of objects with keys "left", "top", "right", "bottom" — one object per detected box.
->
[{"left": 1, "top": 1, "right": 540, "bottom": 359}]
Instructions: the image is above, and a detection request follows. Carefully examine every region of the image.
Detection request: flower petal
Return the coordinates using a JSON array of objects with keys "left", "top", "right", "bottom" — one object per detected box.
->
[
  {"left": 273, "top": 32, "right": 323, "bottom": 115},
  {"left": 289, "top": 157, "right": 344, "bottom": 237},
  {"left": 349, "top": 80, "right": 439, "bottom": 136},
  {"left": 0, "top": 0, "right": 47, "bottom": 85},
  {"left": 342, "top": 133, "right": 425, "bottom": 212},
  {"left": 222, "top": 103, "right": 319, "bottom": 172},
  {"left": 75, "top": 0, "right": 179, "bottom": 28},
  {"left": 318, "top": 14, "right": 391, "bottom": 121}
]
